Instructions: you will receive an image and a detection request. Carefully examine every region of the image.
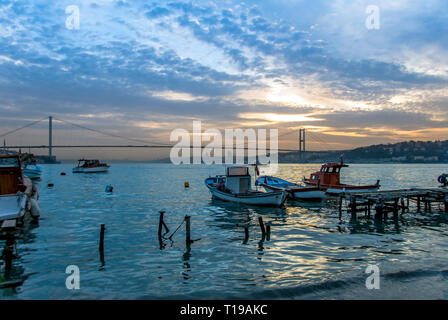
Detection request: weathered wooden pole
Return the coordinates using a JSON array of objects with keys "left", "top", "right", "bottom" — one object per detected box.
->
[
  {"left": 158, "top": 211, "right": 169, "bottom": 238},
  {"left": 393, "top": 198, "right": 399, "bottom": 219},
  {"left": 99, "top": 224, "right": 105, "bottom": 251},
  {"left": 243, "top": 226, "right": 249, "bottom": 244},
  {"left": 367, "top": 200, "right": 371, "bottom": 218},
  {"left": 185, "top": 215, "right": 191, "bottom": 245},
  {"left": 266, "top": 224, "right": 271, "bottom": 241},
  {"left": 258, "top": 217, "right": 266, "bottom": 236},
  {"left": 350, "top": 196, "right": 357, "bottom": 220},
  {"left": 417, "top": 196, "right": 421, "bottom": 212},
  {"left": 338, "top": 196, "right": 343, "bottom": 219}
]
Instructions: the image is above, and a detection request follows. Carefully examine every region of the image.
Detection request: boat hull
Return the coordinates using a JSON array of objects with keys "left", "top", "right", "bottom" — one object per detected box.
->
[
  {"left": 206, "top": 185, "right": 286, "bottom": 207},
  {"left": 0, "top": 194, "right": 26, "bottom": 221},
  {"left": 23, "top": 165, "right": 42, "bottom": 179},
  {"left": 72, "top": 166, "right": 109, "bottom": 173},
  {"left": 290, "top": 188, "right": 327, "bottom": 200},
  {"left": 256, "top": 176, "right": 327, "bottom": 200}
]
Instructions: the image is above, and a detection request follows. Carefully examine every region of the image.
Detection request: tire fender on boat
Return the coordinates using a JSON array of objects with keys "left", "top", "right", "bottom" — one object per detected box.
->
[{"left": 29, "top": 198, "right": 41, "bottom": 218}]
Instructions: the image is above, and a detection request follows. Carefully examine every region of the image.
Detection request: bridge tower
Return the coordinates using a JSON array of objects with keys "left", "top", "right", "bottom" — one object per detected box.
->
[
  {"left": 49, "top": 116, "right": 52, "bottom": 158},
  {"left": 299, "top": 128, "right": 306, "bottom": 159}
]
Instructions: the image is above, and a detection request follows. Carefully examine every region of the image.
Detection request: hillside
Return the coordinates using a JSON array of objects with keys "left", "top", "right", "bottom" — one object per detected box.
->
[{"left": 280, "top": 140, "right": 448, "bottom": 163}]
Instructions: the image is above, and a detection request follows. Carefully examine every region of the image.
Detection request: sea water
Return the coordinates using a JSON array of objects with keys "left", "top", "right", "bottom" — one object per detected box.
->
[{"left": 1, "top": 163, "right": 448, "bottom": 299}]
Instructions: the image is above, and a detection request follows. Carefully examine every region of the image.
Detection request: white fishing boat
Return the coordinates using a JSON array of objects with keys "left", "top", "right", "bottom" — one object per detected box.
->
[
  {"left": 205, "top": 166, "right": 287, "bottom": 207},
  {"left": 72, "top": 159, "right": 110, "bottom": 173},
  {"left": 0, "top": 155, "right": 39, "bottom": 223},
  {"left": 255, "top": 176, "right": 327, "bottom": 200}
]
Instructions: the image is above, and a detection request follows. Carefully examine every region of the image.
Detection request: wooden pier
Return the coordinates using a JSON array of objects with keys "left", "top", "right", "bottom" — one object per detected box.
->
[{"left": 337, "top": 188, "right": 448, "bottom": 220}]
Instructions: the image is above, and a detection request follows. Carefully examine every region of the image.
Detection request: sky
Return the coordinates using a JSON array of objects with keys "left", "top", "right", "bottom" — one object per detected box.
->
[{"left": 0, "top": 0, "right": 447, "bottom": 160}]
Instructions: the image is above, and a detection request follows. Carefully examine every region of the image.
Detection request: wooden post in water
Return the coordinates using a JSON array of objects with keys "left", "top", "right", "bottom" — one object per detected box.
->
[
  {"left": 266, "top": 224, "right": 271, "bottom": 241},
  {"left": 258, "top": 217, "right": 266, "bottom": 238},
  {"left": 350, "top": 196, "right": 357, "bottom": 220},
  {"left": 338, "top": 196, "right": 343, "bottom": 219},
  {"left": 243, "top": 226, "right": 249, "bottom": 244},
  {"left": 99, "top": 223, "right": 106, "bottom": 254},
  {"left": 367, "top": 200, "right": 371, "bottom": 218},
  {"left": 417, "top": 196, "right": 421, "bottom": 212},
  {"left": 158, "top": 211, "right": 169, "bottom": 238},
  {"left": 393, "top": 198, "right": 399, "bottom": 219},
  {"left": 185, "top": 215, "right": 191, "bottom": 245},
  {"left": 444, "top": 195, "right": 448, "bottom": 213}
]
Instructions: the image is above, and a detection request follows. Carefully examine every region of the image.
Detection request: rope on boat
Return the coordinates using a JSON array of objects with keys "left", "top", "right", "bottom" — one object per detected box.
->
[{"left": 165, "top": 218, "right": 185, "bottom": 240}]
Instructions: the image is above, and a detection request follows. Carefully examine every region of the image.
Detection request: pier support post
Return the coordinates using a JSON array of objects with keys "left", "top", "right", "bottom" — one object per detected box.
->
[
  {"left": 338, "top": 196, "right": 343, "bottom": 219},
  {"left": 444, "top": 195, "right": 448, "bottom": 213},
  {"left": 375, "top": 199, "right": 383, "bottom": 220},
  {"left": 417, "top": 197, "right": 421, "bottom": 212},
  {"left": 393, "top": 198, "right": 399, "bottom": 219},
  {"left": 350, "top": 196, "right": 357, "bottom": 220},
  {"left": 367, "top": 200, "right": 371, "bottom": 218}
]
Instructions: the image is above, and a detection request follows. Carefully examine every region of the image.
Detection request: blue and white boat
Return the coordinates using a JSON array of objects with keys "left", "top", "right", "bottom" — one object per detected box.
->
[
  {"left": 205, "top": 166, "right": 287, "bottom": 207},
  {"left": 255, "top": 175, "right": 327, "bottom": 200},
  {"left": 23, "top": 164, "right": 42, "bottom": 180},
  {"left": 22, "top": 154, "right": 42, "bottom": 180}
]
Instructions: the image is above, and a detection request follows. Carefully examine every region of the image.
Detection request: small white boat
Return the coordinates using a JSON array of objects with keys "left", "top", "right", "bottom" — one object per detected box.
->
[
  {"left": 0, "top": 154, "right": 39, "bottom": 222},
  {"left": 255, "top": 176, "right": 327, "bottom": 200},
  {"left": 72, "top": 159, "right": 110, "bottom": 173},
  {"left": 205, "top": 166, "right": 287, "bottom": 207}
]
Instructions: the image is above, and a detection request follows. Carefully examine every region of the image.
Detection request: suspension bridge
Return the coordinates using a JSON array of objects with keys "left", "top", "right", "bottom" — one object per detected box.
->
[{"left": 1, "top": 116, "right": 329, "bottom": 162}]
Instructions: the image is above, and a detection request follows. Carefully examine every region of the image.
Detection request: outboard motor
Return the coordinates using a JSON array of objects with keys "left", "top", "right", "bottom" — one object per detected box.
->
[{"left": 438, "top": 173, "right": 448, "bottom": 186}]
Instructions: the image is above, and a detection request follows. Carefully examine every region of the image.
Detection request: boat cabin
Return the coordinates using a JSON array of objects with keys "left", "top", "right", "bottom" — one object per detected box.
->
[
  {"left": 306, "top": 158, "right": 348, "bottom": 186},
  {"left": 0, "top": 155, "right": 25, "bottom": 196},
  {"left": 224, "top": 166, "right": 251, "bottom": 194}
]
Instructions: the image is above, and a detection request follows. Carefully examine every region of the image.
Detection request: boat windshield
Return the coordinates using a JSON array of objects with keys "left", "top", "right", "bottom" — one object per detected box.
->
[{"left": 0, "top": 157, "right": 19, "bottom": 167}]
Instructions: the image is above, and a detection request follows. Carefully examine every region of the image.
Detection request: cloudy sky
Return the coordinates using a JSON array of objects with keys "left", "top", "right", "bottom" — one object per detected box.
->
[{"left": 1, "top": 0, "right": 447, "bottom": 159}]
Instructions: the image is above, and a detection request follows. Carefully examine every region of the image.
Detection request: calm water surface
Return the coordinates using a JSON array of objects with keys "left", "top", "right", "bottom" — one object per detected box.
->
[{"left": 1, "top": 163, "right": 448, "bottom": 299}]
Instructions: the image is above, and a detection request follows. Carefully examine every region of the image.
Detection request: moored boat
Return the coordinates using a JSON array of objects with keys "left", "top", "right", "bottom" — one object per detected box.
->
[
  {"left": 205, "top": 166, "right": 287, "bottom": 207},
  {"left": 0, "top": 154, "right": 40, "bottom": 223},
  {"left": 22, "top": 154, "right": 42, "bottom": 180},
  {"left": 303, "top": 158, "right": 380, "bottom": 195},
  {"left": 255, "top": 175, "right": 326, "bottom": 200},
  {"left": 72, "top": 159, "right": 110, "bottom": 173}
]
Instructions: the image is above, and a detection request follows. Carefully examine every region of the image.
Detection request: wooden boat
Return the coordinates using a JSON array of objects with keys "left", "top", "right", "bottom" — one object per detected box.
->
[
  {"left": 255, "top": 175, "right": 326, "bottom": 200},
  {"left": 303, "top": 158, "right": 380, "bottom": 195},
  {"left": 205, "top": 166, "right": 287, "bottom": 207},
  {"left": 22, "top": 154, "right": 42, "bottom": 180},
  {"left": 0, "top": 155, "right": 39, "bottom": 223},
  {"left": 72, "top": 159, "right": 110, "bottom": 173}
]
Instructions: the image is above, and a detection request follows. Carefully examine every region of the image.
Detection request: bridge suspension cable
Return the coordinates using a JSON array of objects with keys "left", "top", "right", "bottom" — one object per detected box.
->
[
  {"left": 53, "top": 117, "right": 170, "bottom": 146},
  {"left": 0, "top": 117, "right": 48, "bottom": 139}
]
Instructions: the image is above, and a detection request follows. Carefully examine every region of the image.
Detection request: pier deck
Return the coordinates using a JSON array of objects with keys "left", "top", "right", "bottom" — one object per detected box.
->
[{"left": 337, "top": 187, "right": 448, "bottom": 219}]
